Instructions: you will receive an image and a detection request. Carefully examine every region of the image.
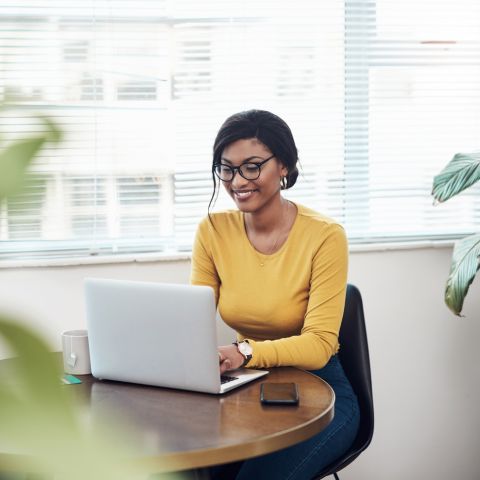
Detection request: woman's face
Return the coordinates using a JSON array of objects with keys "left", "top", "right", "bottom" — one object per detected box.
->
[{"left": 220, "top": 138, "right": 288, "bottom": 214}]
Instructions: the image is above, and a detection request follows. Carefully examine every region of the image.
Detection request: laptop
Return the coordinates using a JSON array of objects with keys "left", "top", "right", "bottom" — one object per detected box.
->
[{"left": 84, "top": 278, "right": 268, "bottom": 394}]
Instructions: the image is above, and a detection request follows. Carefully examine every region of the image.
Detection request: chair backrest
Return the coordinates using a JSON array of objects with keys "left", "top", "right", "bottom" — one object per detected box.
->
[{"left": 314, "top": 284, "right": 374, "bottom": 478}]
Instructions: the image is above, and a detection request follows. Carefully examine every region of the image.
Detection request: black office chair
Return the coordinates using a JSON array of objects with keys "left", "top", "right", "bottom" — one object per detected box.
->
[{"left": 312, "top": 284, "right": 374, "bottom": 480}]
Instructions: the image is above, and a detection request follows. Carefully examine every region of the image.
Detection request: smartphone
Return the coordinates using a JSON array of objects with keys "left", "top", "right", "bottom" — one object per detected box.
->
[{"left": 260, "top": 382, "right": 299, "bottom": 405}]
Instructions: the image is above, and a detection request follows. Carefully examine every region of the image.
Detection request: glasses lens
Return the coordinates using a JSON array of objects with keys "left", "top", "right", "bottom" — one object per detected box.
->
[
  {"left": 215, "top": 164, "right": 233, "bottom": 181},
  {"left": 240, "top": 163, "right": 260, "bottom": 180}
]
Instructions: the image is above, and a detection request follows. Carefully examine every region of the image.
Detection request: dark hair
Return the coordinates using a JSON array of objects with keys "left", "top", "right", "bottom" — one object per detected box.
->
[{"left": 209, "top": 109, "right": 299, "bottom": 213}]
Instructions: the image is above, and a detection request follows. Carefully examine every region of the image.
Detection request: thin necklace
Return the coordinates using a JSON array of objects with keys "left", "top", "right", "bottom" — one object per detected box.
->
[{"left": 249, "top": 201, "right": 291, "bottom": 267}]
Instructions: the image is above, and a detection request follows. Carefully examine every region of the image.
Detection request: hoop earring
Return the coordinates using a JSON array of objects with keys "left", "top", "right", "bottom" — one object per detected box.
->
[{"left": 280, "top": 176, "right": 287, "bottom": 190}]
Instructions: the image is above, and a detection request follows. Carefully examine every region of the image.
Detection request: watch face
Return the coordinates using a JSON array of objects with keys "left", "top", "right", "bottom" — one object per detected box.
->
[{"left": 239, "top": 341, "right": 252, "bottom": 357}]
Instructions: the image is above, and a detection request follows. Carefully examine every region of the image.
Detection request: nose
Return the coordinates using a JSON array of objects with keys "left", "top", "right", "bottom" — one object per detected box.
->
[{"left": 231, "top": 170, "right": 250, "bottom": 188}]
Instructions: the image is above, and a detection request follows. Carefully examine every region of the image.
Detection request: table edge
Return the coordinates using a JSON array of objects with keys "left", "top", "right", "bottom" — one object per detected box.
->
[{"left": 135, "top": 373, "right": 335, "bottom": 473}]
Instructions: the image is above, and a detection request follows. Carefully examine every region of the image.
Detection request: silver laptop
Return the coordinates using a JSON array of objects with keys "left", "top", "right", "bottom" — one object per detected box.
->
[{"left": 84, "top": 278, "right": 268, "bottom": 394}]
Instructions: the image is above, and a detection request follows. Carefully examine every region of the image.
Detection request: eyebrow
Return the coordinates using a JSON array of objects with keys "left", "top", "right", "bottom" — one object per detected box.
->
[{"left": 220, "top": 156, "right": 265, "bottom": 165}]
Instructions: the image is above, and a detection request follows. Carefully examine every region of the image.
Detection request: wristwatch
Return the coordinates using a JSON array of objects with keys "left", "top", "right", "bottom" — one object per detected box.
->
[{"left": 233, "top": 340, "right": 253, "bottom": 367}]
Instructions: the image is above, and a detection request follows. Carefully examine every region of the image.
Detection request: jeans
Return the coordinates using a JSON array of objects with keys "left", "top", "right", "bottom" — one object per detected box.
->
[{"left": 212, "top": 354, "right": 360, "bottom": 480}]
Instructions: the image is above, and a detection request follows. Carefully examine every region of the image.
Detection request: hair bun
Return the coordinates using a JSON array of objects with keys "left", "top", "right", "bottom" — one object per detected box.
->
[{"left": 284, "top": 165, "right": 299, "bottom": 189}]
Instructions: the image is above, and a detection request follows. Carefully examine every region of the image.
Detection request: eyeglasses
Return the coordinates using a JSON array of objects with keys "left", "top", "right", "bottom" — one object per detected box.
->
[{"left": 214, "top": 154, "right": 275, "bottom": 182}]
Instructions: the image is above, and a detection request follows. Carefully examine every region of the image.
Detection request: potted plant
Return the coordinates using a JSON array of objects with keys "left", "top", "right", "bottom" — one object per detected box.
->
[{"left": 432, "top": 152, "right": 480, "bottom": 316}]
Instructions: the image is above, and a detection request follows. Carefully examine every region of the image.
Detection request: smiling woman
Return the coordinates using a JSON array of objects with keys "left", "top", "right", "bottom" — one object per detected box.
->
[{"left": 191, "top": 110, "right": 360, "bottom": 480}]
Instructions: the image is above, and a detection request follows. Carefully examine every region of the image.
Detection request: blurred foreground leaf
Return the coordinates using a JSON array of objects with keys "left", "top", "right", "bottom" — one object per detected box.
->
[
  {"left": 0, "top": 318, "right": 183, "bottom": 480},
  {"left": 0, "top": 106, "right": 183, "bottom": 479},
  {"left": 0, "top": 115, "right": 62, "bottom": 201}
]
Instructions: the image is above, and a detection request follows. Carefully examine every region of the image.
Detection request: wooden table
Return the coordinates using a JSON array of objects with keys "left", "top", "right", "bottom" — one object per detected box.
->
[
  {"left": 0, "top": 363, "right": 334, "bottom": 474},
  {"left": 81, "top": 368, "right": 334, "bottom": 472}
]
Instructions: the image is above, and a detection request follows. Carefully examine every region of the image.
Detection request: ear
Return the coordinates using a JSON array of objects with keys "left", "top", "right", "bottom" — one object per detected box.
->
[{"left": 279, "top": 163, "right": 288, "bottom": 177}]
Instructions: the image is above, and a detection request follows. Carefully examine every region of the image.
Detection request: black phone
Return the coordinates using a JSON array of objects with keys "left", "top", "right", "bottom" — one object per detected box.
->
[{"left": 260, "top": 382, "right": 299, "bottom": 405}]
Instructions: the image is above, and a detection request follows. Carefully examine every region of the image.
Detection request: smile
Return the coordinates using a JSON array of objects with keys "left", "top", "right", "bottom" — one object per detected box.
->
[{"left": 233, "top": 190, "right": 257, "bottom": 199}]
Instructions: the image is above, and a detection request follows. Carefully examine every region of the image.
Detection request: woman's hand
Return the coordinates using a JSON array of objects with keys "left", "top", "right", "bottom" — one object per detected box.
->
[{"left": 218, "top": 344, "right": 244, "bottom": 374}]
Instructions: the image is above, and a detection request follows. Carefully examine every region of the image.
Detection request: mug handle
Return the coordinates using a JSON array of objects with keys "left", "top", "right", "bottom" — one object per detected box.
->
[{"left": 67, "top": 352, "right": 77, "bottom": 368}]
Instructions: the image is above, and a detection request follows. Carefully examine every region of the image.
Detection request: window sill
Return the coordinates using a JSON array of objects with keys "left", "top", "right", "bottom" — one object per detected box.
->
[
  {"left": 0, "top": 239, "right": 456, "bottom": 270},
  {"left": 0, "top": 251, "right": 191, "bottom": 269}
]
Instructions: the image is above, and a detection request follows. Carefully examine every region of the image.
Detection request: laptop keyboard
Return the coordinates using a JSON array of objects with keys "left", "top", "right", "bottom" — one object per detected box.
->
[{"left": 220, "top": 375, "right": 239, "bottom": 384}]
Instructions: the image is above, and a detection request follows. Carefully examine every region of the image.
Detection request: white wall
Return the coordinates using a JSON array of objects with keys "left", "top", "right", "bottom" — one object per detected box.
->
[{"left": 0, "top": 246, "right": 479, "bottom": 479}]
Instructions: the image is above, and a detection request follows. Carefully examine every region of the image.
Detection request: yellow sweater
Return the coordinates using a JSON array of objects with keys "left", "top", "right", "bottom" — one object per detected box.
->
[{"left": 190, "top": 203, "right": 348, "bottom": 370}]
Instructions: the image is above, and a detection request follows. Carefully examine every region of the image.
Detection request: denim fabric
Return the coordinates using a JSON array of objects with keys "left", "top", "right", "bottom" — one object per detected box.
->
[{"left": 212, "top": 355, "right": 360, "bottom": 480}]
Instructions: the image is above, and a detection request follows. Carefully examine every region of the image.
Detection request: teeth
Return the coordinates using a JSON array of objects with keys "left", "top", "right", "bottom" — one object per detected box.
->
[{"left": 235, "top": 191, "right": 254, "bottom": 198}]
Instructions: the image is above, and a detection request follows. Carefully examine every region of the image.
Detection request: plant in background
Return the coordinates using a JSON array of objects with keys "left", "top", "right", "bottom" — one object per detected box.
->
[
  {"left": 0, "top": 106, "right": 182, "bottom": 479},
  {"left": 432, "top": 152, "right": 480, "bottom": 316}
]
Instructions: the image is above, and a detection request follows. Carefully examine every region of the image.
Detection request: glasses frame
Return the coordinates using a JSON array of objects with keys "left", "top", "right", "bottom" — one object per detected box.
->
[{"left": 213, "top": 154, "right": 276, "bottom": 182}]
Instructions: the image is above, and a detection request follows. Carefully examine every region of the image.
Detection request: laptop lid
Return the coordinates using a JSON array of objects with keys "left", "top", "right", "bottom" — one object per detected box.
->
[{"left": 84, "top": 278, "right": 268, "bottom": 394}]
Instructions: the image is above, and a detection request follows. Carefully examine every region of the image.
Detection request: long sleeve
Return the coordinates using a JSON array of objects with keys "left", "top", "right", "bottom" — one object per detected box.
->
[
  {"left": 190, "top": 218, "right": 220, "bottom": 304},
  {"left": 245, "top": 224, "right": 348, "bottom": 370},
  {"left": 189, "top": 206, "right": 348, "bottom": 371}
]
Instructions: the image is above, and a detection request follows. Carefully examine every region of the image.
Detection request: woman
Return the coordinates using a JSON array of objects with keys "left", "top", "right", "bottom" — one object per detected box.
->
[{"left": 191, "top": 110, "right": 360, "bottom": 480}]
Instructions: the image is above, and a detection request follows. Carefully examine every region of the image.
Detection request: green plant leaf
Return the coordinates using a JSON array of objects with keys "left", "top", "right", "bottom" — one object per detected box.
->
[
  {"left": 0, "top": 114, "right": 62, "bottom": 201},
  {"left": 0, "top": 317, "right": 182, "bottom": 480},
  {"left": 0, "top": 318, "right": 74, "bottom": 416},
  {"left": 0, "top": 137, "right": 45, "bottom": 198},
  {"left": 40, "top": 115, "right": 63, "bottom": 143},
  {"left": 5, "top": 173, "right": 48, "bottom": 215},
  {"left": 0, "top": 317, "right": 79, "bottom": 459},
  {"left": 432, "top": 152, "right": 480, "bottom": 203},
  {"left": 0, "top": 317, "right": 184, "bottom": 479},
  {"left": 445, "top": 233, "right": 480, "bottom": 316}
]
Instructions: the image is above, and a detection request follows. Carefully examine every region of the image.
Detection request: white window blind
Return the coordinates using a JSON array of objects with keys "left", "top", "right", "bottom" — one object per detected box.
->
[
  {"left": 345, "top": 0, "right": 480, "bottom": 242},
  {"left": 0, "top": 0, "right": 479, "bottom": 261}
]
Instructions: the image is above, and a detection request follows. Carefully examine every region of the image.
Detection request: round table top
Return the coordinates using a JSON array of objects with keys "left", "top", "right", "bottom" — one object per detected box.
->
[
  {"left": 75, "top": 367, "right": 335, "bottom": 472},
  {"left": 0, "top": 358, "right": 334, "bottom": 474}
]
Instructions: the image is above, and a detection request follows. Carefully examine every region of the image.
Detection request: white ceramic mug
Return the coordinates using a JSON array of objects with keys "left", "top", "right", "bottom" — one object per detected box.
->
[{"left": 61, "top": 329, "right": 91, "bottom": 375}]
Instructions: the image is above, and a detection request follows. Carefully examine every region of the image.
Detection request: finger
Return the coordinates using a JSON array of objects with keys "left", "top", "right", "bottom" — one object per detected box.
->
[{"left": 220, "top": 359, "right": 231, "bottom": 373}]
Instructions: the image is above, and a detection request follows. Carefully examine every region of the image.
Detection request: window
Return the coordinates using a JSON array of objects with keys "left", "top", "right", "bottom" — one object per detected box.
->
[
  {"left": 117, "top": 176, "right": 166, "bottom": 240},
  {"left": 117, "top": 81, "right": 158, "bottom": 101},
  {"left": 173, "top": 31, "right": 213, "bottom": 99},
  {"left": 63, "top": 41, "right": 89, "bottom": 63},
  {"left": 68, "top": 178, "right": 108, "bottom": 238},
  {"left": 72, "top": 215, "right": 108, "bottom": 238},
  {"left": 68, "top": 178, "right": 107, "bottom": 207},
  {"left": 80, "top": 77, "right": 104, "bottom": 102},
  {"left": 0, "top": 0, "right": 479, "bottom": 261},
  {"left": 344, "top": 0, "right": 480, "bottom": 241},
  {"left": 6, "top": 177, "right": 48, "bottom": 240},
  {"left": 117, "top": 177, "right": 161, "bottom": 205}
]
